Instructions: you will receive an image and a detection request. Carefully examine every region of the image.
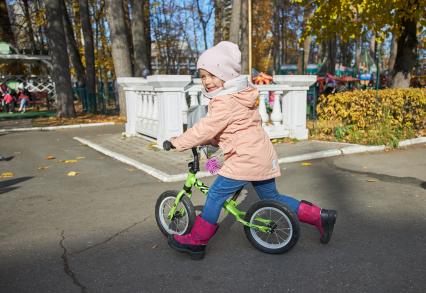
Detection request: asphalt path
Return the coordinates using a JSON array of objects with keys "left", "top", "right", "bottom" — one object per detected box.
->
[{"left": 0, "top": 127, "right": 425, "bottom": 293}]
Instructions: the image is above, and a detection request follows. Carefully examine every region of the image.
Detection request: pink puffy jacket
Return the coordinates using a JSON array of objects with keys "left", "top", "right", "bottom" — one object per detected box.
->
[{"left": 171, "top": 87, "right": 280, "bottom": 181}]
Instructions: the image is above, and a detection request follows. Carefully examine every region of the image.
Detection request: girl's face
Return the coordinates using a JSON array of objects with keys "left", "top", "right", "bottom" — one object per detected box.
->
[{"left": 199, "top": 69, "right": 224, "bottom": 92}]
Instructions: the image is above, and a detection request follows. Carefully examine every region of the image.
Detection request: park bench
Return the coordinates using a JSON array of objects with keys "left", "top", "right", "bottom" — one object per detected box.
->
[{"left": 29, "top": 91, "right": 51, "bottom": 111}]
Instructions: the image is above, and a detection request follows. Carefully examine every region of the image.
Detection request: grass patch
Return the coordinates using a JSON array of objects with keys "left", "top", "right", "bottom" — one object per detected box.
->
[{"left": 0, "top": 111, "right": 56, "bottom": 120}]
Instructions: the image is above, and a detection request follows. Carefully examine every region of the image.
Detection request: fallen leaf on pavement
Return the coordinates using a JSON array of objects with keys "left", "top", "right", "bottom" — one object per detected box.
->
[
  {"left": 67, "top": 171, "right": 79, "bottom": 176},
  {"left": 367, "top": 179, "right": 377, "bottom": 182},
  {"left": 37, "top": 166, "right": 50, "bottom": 170},
  {"left": 76, "top": 156, "right": 85, "bottom": 160},
  {"left": 127, "top": 168, "right": 135, "bottom": 172},
  {"left": 152, "top": 244, "right": 158, "bottom": 249},
  {"left": 147, "top": 143, "right": 159, "bottom": 151},
  {"left": 62, "top": 160, "right": 78, "bottom": 164},
  {"left": 0, "top": 172, "right": 14, "bottom": 178},
  {"left": 45, "top": 155, "right": 56, "bottom": 160},
  {"left": 301, "top": 162, "right": 312, "bottom": 166}
]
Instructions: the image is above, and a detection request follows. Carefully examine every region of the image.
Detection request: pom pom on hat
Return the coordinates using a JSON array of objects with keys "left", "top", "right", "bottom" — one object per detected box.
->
[{"left": 197, "top": 41, "right": 241, "bottom": 81}]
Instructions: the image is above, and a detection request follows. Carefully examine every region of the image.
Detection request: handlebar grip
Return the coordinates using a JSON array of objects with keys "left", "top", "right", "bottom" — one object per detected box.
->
[{"left": 163, "top": 140, "right": 175, "bottom": 151}]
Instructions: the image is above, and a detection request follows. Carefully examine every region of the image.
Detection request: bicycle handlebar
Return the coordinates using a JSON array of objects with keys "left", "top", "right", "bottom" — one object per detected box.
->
[
  {"left": 163, "top": 140, "right": 175, "bottom": 151},
  {"left": 163, "top": 140, "right": 200, "bottom": 173}
]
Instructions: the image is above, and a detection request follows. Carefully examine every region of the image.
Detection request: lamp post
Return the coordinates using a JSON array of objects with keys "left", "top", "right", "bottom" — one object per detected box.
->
[{"left": 248, "top": 0, "right": 252, "bottom": 77}]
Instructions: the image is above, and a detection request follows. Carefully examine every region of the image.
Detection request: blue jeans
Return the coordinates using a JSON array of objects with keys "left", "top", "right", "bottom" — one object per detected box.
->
[{"left": 202, "top": 175, "right": 300, "bottom": 224}]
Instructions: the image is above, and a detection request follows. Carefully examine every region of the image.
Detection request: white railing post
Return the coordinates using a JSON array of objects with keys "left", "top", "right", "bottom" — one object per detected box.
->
[
  {"left": 270, "top": 90, "right": 283, "bottom": 125},
  {"left": 147, "top": 75, "right": 192, "bottom": 148},
  {"left": 117, "top": 77, "right": 150, "bottom": 136},
  {"left": 258, "top": 90, "right": 269, "bottom": 125}
]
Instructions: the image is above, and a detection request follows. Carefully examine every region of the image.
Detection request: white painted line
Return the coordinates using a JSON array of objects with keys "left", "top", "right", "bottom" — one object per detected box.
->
[
  {"left": 0, "top": 122, "right": 115, "bottom": 132},
  {"left": 73, "top": 136, "right": 212, "bottom": 182}
]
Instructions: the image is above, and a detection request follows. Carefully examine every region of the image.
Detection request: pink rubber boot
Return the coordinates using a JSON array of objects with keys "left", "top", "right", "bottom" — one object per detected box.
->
[
  {"left": 168, "top": 216, "right": 218, "bottom": 260},
  {"left": 298, "top": 200, "right": 337, "bottom": 244}
]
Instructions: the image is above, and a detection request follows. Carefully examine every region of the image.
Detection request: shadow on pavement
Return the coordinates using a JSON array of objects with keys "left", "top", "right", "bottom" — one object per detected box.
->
[{"left": 0, "top": 176, "right": 33, "bottom": 194}]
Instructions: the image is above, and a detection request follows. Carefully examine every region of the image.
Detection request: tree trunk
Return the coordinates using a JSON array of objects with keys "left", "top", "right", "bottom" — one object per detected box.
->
[
  {"left": 240, "top": 0, "right": 249, "bottom": 74},
  {"left": 340, "top": 40, "right": 352, "bottom": 67},
  {"left": 62, "top": 0, "right": 85, "bottom": 87},
  {"left": 106, "top": 0, "right": 133, "bottom": 117},
  {"left": 214, "top": 0, "right": 225, "bottom": 44},
  {"left": 98, "top": 15, "right": 111, "bottom": 100},
  {"left": 297, "top": 4, "right": 313, "bottom": 74},
  {"left": 45, "top": 0, "right": 76, "bottom": 118},
  {"left": 229, "top": 0, "right": 241, "bottom": 44},
  {"left": 122, "top": 0, "right": 134, "bottom": 74},
  {"left": 388, "top": 33, "right": 397, "bottom": 71},
  {"left": 130, "top": 0, "right": 148, "bottom": 77},
  {"left": 272, "top": 0, "right": 279, "bottom": 73},
  {"left": 79, "top": 0, "right": 97, "bottom": 112},
  {"left": 355, "top": 36, "right": 362, "bottom": 71},
  {"left": 326, "top": 36, "right": 336, "bottom": 74},
  {"left": 22, "top": 0, "right": 37, "bottom": 51},
  {"left": 369, "top": 35, "right": 376, "bottom": 62},
  {"left": 0, "top": 0, "right": 15, "bottom": 45},
  {"left": 392, "top": 18, "right": 417, "bottom": 88},
  {"left": 144, "top": 0, "right": 151, "bottom": 73}
]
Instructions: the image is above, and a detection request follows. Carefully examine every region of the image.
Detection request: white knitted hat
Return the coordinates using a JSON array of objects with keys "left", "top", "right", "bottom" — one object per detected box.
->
[{"left": 196, "top": 41, "right": 241, "bottom": 81}]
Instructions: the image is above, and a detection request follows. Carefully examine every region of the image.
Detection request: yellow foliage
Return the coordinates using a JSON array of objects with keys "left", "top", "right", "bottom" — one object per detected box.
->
[{"left": 316, "top": 89, "right": 426, "bottom": 132}]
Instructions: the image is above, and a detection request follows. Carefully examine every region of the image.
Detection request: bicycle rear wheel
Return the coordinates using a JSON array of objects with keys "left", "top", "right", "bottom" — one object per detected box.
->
[
  {"left": 244, "top": 200, "right": 299, "bottom": 254},
  {"left": 155, "top": 190, "right": 195, "bottom": 236}
]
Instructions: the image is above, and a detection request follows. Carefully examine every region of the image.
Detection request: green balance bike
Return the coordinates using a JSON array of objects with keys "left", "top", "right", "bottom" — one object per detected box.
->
[{"left": 155, "top": 142, "right": 300, "bottom": 254}]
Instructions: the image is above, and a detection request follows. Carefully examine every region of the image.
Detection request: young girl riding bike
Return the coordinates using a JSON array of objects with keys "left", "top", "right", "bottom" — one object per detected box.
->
[{"left": 167, "top": 41, "right": 337, "bottom": 259}]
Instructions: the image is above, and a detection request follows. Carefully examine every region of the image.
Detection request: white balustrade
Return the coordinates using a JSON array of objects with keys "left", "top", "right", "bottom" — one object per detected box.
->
[{"left": 118, "top": 74, "right": 316, "bottom": 147}]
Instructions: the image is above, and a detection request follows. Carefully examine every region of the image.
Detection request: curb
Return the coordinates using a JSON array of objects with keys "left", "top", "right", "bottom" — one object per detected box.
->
[
  {"left": 74, "top": 136, "right": 211, "bottom": 182},
  {"left": 74, "top": 136, "right": 426, "bottom": 183},
  {"left": 0, "top": 122, "right": 116, "bottom": 133}
]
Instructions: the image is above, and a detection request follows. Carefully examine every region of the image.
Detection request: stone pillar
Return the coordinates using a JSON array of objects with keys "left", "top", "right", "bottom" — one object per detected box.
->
[
  {"left": 273, "top": 75, "right": 317, "bottom": 140},
  {"left": 117, "top": 77, "right": 150, "bottom": 136}
]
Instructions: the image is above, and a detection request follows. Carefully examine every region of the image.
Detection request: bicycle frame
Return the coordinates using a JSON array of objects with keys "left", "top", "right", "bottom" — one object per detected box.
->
[{"left": 167, "top": 149, "right": 273, "bottom": 233}]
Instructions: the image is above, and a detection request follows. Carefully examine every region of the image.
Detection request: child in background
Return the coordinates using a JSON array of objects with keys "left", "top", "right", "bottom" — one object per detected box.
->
[
  {"left": 166, "top": 41, "right": 337, "bottom": 260},
  {"left": 17, "top": 88, "right": 30, "bottom": 113},
  {"left": 3, "top": 90, "right": 15, "bottom": 113}
]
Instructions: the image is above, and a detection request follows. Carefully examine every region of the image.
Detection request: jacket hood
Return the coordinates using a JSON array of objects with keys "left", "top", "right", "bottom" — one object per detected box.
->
[{"left": 232, "top": 87, "right": 258, "bottom": 108}]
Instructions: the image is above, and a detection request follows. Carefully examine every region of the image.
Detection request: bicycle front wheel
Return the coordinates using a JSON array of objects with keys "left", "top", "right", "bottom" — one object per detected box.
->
[
  {"left": 244, "top": 200, "right": 299, "bottom": 254},
  {"left": 155, "top": 190, "right": 195, "bottom": 237}
]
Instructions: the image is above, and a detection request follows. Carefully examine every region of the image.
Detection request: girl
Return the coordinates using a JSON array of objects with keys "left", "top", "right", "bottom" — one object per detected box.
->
[
  {"left": 17, "top": 88, "right": 30, "bottom": 113},
  {"left": 168, "top": 41, "right": 337, "bottom": 259}
]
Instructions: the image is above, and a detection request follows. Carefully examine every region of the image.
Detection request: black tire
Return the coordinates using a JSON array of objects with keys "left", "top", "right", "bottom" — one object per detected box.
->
[
  {"left": 244, "top": 200, "right": 300, "bottom": 254},
  {"left": 155, "top": 190, "right": 196, "bottom": 237}
]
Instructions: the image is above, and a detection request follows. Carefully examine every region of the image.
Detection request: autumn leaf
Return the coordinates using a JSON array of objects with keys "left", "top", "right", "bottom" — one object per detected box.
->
[
  {"left": 301, "top": 162, "right": 312, "bottom": 166},
  {"left": 75, "top": 156, "right": 86, "bottom": 160},
  {"left": 37, "top": 166, "right": 50, "bottom": 170},
  {"left": 45, "top": 155, "right": 56, "bottom": 160},
  {"left": 366, "top": 179, "right": 377, "bottom": 182},
  {"left": 62, "top": 160, "right": 78, "bottom": 164},
  {"left": 0, "top": 172, "right": 14, "bottom": 178},
  {"left": 67, "top": 171, "right": 79, "bottom": 176}
]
